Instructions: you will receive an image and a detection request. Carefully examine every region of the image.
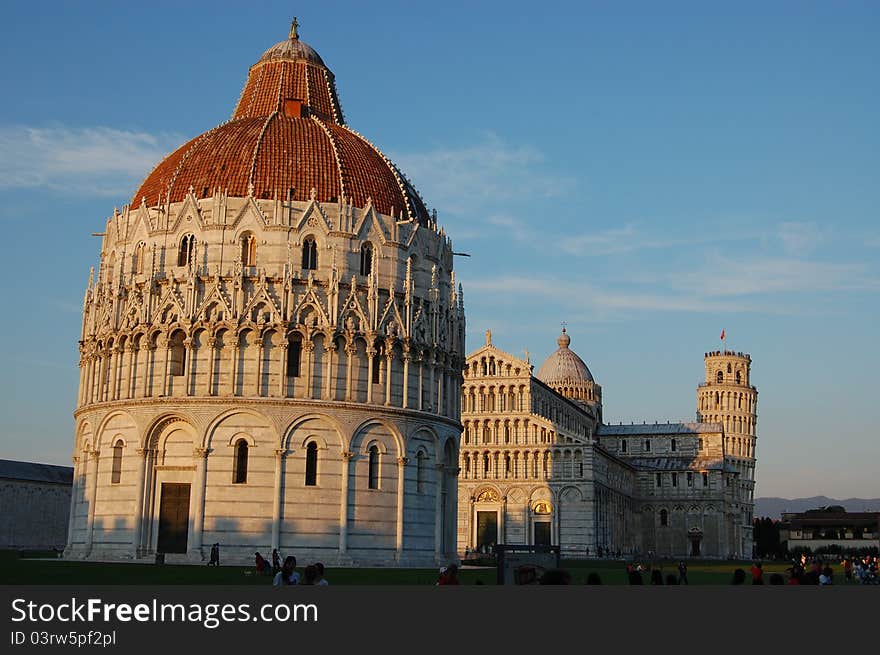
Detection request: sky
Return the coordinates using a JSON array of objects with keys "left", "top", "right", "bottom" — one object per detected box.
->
[{"left": 0, "top": 0, "right": 878, "bottom": 500}]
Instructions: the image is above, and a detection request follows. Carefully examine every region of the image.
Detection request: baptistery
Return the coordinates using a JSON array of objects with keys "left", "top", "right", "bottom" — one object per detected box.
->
[{"left": 66, "top": 21, "right": 465, "bottom": 566}]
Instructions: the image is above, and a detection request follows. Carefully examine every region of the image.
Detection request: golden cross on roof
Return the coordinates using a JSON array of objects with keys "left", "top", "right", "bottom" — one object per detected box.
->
[{"left": 290, "top": 17, "right": 299, "bottom": 40}]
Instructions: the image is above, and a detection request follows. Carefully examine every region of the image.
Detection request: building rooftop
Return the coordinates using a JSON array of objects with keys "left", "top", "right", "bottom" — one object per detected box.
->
[
  {"left": 0, "top": 459, "right": 73, "bottom": 485},
  {"left": 598, "top": 422, "right": 723, "bottom": 436},
  {"left": 131, "top": 20, "right": 430, "bottom": 224}
]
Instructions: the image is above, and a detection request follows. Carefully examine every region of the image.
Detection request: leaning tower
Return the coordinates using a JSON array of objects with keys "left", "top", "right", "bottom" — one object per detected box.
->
[{"left": 696, "top": 350, "right": 758, "bottom": 557}]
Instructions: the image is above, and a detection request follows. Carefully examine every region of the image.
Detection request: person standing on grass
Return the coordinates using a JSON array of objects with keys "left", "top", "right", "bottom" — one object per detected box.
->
[
  {"left": 677, "top": 561, "right": 689, "bottom": 585},
  {"left": 750, "top": 561, "right": 764, "bottom": 585}
]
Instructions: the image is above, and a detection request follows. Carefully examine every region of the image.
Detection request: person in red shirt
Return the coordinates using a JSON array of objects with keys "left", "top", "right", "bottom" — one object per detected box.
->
[
  {"left": 750, "top": 561, "right": 764, "bottom": 585},
  {"left": 437, "top": 564, "right": 460, "bottom": 585}
]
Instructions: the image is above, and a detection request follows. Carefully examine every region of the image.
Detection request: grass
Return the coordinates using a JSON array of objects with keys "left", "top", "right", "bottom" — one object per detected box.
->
[{"left": 0, "top": 550, "right": 848, "bottom": 585}]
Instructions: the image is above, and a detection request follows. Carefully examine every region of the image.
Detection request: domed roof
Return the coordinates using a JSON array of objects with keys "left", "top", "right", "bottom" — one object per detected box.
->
[
  {"left": 536, "top": 328, "right": 595, "bottom": 386},
  {"left": 131, "top": 20, "right": 430, "bottom": 224},
  {"left": 257, "top": 19, "right": 326, "bottom": 66}
]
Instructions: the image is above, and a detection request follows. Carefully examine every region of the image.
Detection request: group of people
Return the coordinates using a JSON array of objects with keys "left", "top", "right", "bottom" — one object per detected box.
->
[
  {"left": 728, "top": 555, "right": 880, "bottom": 585},
  {"left": 252, "top": 549, "right": 329, "bottom": 585},
  {"left": 624, "top": 560, "right": 690, "bottom": 585},
  {"left": 845, "top": 555, "right": 879, "bottom": 584}
]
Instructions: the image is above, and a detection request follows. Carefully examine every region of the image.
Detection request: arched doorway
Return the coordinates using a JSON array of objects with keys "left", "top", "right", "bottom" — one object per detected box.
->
[{"left": 689, "top": 527, "right": 703, "bottom": 557}]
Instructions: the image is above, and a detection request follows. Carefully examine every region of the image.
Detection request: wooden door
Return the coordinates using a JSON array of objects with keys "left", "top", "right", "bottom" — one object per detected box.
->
[{"left": 157, "top": 483, "right": 190, "bottom": 553}]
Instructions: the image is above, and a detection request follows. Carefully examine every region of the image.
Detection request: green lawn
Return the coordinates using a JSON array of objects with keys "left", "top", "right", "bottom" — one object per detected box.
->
[{"left": 0, "top": 550, "right": 846, "bottom": 585}]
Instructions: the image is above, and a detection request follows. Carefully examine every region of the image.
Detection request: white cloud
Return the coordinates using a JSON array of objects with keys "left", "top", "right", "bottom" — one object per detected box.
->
[
  {"left": 465, "top": 275, "right": 763, "bottom": 316},
  {"left": 0, "top": 125, "right": 183, "bottom": 197},
  {"left": 776, "top": 221, "right": 827, "bottom": 256},
  {"left": 391, "top": 133, "right": 573, "bottom": 217},
  {"left": 668, "top": 253, "right": 878, "bottom": 297}
]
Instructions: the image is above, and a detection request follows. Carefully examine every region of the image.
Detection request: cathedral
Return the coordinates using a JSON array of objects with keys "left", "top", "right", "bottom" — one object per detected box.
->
[
  {"left": 64, "top": 21, "right": 757, "bottom": 566},
  {"left": 458, "top": 329, "right": 757, "bottom": 559},
  {"left": 65, "top": 21, "right": 465, "bottom": 566}
]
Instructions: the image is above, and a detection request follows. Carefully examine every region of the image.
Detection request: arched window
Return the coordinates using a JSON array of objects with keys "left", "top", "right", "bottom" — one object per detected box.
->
[
  {"left": 169, "top": 331, "right": 185, "bottom": 376},
  {"left": 644, "top": 439, "right": 651, "bottom": 452},
  {"left": 702, "top": 472, "right": 709, "bottom": 487},
  {"left": 698, "top": 438, "right": 704, "bottom": 450},
  {"left": 133, "top": 242, "right": 146, "bottom": 275},
  {"left": 240, "top": 232, "right": 257, "bottom": 267},
  {"left": 360, "top": 242, "right": 373, "bottom": 276},
  {"left": 727, "top": 363, "right": 732, "bottom": 374},
  {"left": 286, "top": 334, "right": 302, "bottom": 377},
  {"left": 735, "top": 371, "right": 742, "bottom": 384},
  {"left": 671, "top": 438, "right": 677, "bottom": 452},
  {"left": 716, "top": 371, "right": 723, "bottom": 384},
  {"left": 660, "top": 509, "right": 668, "bottom": 526},
  {"left": 305, "top": 442, "right": 318, "bottom": 486},
  {"left": 416, "top": 451, "right": 425, "bottom": 493},
  {"left": 302, "top": 237, "right": 318, "bottom": 270},
  {"left": 656, "top": 472, "right": 662, "bottom": 488},
  {"left": 620, "top": 439, "right": 627, "bottom": 453},
  {"left": 368, "top": 445, "right": 379, "bottom": 489},
  {"left": 178, "top": 234, "right": 196, "bottom": 266},
  {"left": 111, "top": 441, "right": 123, "bottom": 484},
  {"left": 233, "top": 439, "right": 249, "bottom": 484},
  {"left": 671, "top": 472, "right": 678, "bottom": 488}
]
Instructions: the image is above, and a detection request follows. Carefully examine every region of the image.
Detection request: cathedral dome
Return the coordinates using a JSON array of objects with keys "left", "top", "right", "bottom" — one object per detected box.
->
[
  {"left": 131, "top": 21, "right": 429, "bottom": 224},
  {"left": 537, "top": 328, "right": 595, "bottom": 386}
]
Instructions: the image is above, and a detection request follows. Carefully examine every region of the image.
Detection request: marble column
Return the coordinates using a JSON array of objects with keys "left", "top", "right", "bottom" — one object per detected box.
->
[
  {"left": 65, "top": 455, "right": 80, "bottom": 550},
  {"left": 303, "top": 342, "right": 314, "bottom": 400},
  {"left": 161, "top": 342, "right": 172, "bottom": 396},
  {"left": 277, "top": 342, "right": 288, "bottom": 397},
  {"left": 435, "top": 464, "right": 446, "bottom": 557},
  {"left": 271, "top": 448, "right": 286, "bottom": 552},
  {"left": 229, "top": 344, "right": 239, "bottom": 396},
  {"left": 141, "top": 343, "right": 153, "bottom": 398},
  {"left": 338, "top": 451, "right": 354, "bottom": 555},
  {"left": 384, "top": 354, "right": 393, "bottom": 406},
  {"left": 254, "top": 340, "right": 264, "bottom": 396},
  {"left": 396, "top": 457, "right": 408, "bottom": 557},
  {"left": 183, "top": 338, "right": 195, "bottom": 396},
  {"left": 131, "top": 448, "right": 149, "bottom": 557},
  {"left": 366, "top": 349, "right": 375, "bottom": 404},
  {"left": 325, "top": 343, "right": 336, "bottom": 400},
  {"left": 126, "top": 344, "right": 137, "bottom": 399},
  {"left": 84, "top": 449, "right": 100, "bottom": 556},
  {"left": 401, "top": 351, "right": 410, "bottom": 409},
  {"left": 189, "top": 447, "right": 209, "bottom": 559},
  {"left": 206, "top": 337, "right": 217, "bottom": 395}
]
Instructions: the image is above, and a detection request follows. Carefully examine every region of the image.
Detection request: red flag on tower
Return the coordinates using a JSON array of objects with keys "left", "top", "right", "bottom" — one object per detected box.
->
[{"left": 720, "top": 329, "right": 726, "bottom": 341}]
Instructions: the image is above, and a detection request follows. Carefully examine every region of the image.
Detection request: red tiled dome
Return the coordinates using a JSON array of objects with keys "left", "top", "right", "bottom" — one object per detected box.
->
[{"left": 132, "top": 23, "right": 429, "bottom": 224}]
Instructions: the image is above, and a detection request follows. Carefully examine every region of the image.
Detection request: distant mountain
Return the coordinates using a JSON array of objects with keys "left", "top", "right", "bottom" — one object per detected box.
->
[{"left": 755, "top": 496, "right": 880, "bottom": 520}]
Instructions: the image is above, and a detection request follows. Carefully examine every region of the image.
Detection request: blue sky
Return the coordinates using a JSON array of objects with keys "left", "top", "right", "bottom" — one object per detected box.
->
[{"left": 1, "top": 0, "right": 878, "bottom": 500}]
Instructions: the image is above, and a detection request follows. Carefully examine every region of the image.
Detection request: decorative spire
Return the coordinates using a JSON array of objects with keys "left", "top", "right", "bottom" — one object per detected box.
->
[
  {"left": 290, "top": 17, "right": 299, "bottom": 40},
  {"left": 557, "top": 326, "right": 571, "bottom": 349}
]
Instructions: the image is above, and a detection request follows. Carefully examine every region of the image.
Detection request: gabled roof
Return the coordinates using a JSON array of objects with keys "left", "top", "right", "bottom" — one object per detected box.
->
[
  {"left": 0, "top": 459, "right": 73, "bottom": 485},
  {"left": 598, "top": 422, "right": 723, "bottom": 436},
  {"left": 465, "top": 335, "right": 532, "bottom": 373}
]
